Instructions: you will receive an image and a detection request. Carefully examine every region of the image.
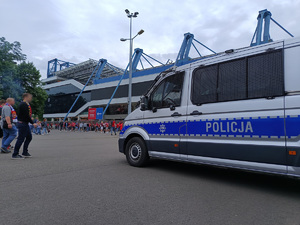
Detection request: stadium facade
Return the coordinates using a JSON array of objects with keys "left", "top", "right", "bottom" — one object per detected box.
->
[{"left": 42, "top": 57, "right": 175, "bottom": 121}]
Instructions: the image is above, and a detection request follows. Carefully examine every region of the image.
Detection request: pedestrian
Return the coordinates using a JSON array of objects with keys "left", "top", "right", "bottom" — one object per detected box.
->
[
  {"left": 0, "top": 99, "right": 6, "bottom": 139},
  {"left": 36, "top": 122, "right": 42, "bottom": 135},
  {"left": 32, "top": 117, "right": 38, "bottom": 134},
  {"left": 41, "top": 119, "right": 48, "bottom": 135},
  {"left": 29, "top": 117, "right": 35, "bottom": 133},
  {"left": 111, "top": 119, "right": 117, "bottom": 135},
  {"left": 1, "top": 98, "right": 18, "bottom": 154},
  {"left": 12, "top": 93, "right": 37, "bottom": 159},
  {"left": 118, "top": 121, "right": 123, "bottom": 132},
  {"left": 83, "top": 122, "right": 87, "bottom": 132},
  {"left": 79, "top": 122, "right": 83, "bottom": 132},
  {"left": 100, "top": 121, "right": 104, "bottom": 133},
  {"left": 105, "top": 121, "right": 109, "bottom": 133}
]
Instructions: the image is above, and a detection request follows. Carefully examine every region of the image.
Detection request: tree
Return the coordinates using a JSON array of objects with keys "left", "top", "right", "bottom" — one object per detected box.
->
[
  {"left": 0, "top": 37, "right": 26, "bottom": 101},
  {"left": 16, "top": 62, "right": 48, "bottom": 119},
  {"left": 0, "top": 37, "right": 26, "bottom": 63},
  {"left": 0, "top": 37, "right": 48, "bottom": 118},
  {"left": 2, "top": 65, "right": 24, "bottom": 103}
]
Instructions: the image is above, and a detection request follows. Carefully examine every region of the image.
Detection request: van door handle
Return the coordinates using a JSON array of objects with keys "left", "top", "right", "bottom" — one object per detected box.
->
[
  {"left": 171, "top": 112, "right": 182, "bottom": 117},
  {"left": 190, "top": 110, "right": 202, "bottom": 116}
]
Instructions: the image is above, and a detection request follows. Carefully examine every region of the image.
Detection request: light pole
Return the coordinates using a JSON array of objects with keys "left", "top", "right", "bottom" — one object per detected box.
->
[{"left": 121, "top": 9, "right": 144, "bottom": 114}]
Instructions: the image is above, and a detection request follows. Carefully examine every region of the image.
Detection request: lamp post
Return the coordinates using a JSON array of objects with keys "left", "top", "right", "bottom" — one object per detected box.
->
[{"left": 121, "top": 9, "right": 144, "bottom": 114}]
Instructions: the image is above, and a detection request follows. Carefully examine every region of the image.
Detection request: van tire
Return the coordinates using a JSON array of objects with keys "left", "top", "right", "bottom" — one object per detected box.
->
[{"left": 125, "top": 137, "right": 149, "bottom": 167}]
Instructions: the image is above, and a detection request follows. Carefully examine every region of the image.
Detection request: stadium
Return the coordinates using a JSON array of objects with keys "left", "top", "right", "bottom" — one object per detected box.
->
[{"left": 42, "top": 9, "right": 293, "bottom": 122}]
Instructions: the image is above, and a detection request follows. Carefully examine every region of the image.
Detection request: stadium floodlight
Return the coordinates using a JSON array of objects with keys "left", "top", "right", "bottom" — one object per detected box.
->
[
  {"left": 120, "top": 9, "right": 142, "bottom": 114},
  {"left": 138, "top": 29, "right": 144, "bottom": 35}
]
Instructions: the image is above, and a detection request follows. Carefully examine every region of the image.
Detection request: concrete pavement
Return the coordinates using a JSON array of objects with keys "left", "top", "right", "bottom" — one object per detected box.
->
[{"left": 0, "top": 130, "right": 300, "bottom": 225}]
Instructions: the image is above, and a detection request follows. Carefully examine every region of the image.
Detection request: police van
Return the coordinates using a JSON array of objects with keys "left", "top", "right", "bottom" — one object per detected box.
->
[{"left": 118, "top": 37, "right": 300, "bottom": 178}]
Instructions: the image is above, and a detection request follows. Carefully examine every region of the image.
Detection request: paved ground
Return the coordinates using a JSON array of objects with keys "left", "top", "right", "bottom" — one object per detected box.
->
[{"left": 0, "top": 130, "right": 300, "bottom": 225}]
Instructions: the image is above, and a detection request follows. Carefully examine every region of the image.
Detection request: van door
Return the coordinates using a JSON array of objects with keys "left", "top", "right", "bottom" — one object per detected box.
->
[
  {"left": 284, "top": 41, "right": 300, "bottom": 177},
  {"left": 186, "top": 50, "right": 287, "bottom": 174},
  {"left": 143, "top": 71, "right": 188, "bottom": 160}
]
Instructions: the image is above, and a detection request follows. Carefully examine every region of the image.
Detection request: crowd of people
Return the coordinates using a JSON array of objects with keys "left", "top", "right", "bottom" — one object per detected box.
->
[
  {"left": 0, "top": 93, "right": 36, "bottom": 159},
  {"left": 53, "top": 120, "right": 124, "bottom": 135},
  {"left": 1, "top": 93, "right": 124, "bottom": 160},
  {"left": 27, "top": 119, "right": 124, "bottom": 135}
]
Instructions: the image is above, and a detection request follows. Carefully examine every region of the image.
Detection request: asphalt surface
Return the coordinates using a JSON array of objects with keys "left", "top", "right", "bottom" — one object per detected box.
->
[{"left": 0, "top": 130, "right": 300, "bottom": 225}]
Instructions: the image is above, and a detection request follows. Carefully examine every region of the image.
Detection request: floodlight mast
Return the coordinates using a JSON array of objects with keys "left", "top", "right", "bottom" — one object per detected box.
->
[{"left": 121, "top": 9, "right": 144, "bottom": 114}]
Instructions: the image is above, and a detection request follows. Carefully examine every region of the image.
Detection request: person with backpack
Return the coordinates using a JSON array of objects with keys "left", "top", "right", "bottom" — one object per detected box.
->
[{"left": 0, "top": 98, "right": 18, "bottom": 154}]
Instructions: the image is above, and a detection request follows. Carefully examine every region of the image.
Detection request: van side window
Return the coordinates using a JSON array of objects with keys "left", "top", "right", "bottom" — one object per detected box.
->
[
  {"left": 219, "top": 59, "right": 247, "bottom": 101},
  {"left": 248, "top": 50, "right": 284, "bottom": 98},
  {"left": 191, "top": 50, "right": 284, "bottom": 105},
  {"left": 192, "top": 65, "right": 218, "bottom": 104},
  {"left": 150, "top": 72, "right": 185, "bottom": 109}
]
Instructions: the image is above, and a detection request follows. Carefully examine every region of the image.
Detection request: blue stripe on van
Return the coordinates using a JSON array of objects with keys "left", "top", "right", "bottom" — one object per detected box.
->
[{"left": 120, "top": 115, "right": 300, "bottom": 139}]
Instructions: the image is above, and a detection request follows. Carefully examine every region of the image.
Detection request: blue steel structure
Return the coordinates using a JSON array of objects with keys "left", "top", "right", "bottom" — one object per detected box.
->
[
  {"left": 102, "top": 48, "right": 166, "bottom": 116},
  {"left": 102, "top": 34, "right": 215, "bottom": 117},
  {"left": 94, "top": 59, "right": 107, "bottom": 80},
  {"left": 174, "top": 32, "right": 216, "bottom": 67},
  {"left": 61, "top": 9, "right": 294, "bottom": 120},
  {"left": 47, "top": 58, "right": 76, "bottom": 78},
  {"left": 62, "top": 32, "right": 215, "bottom": 119},
  {"left": 93, "top": 59, "right": 125, "bottom": 84},
  {"left": 63, "top": 59, "right": 102, "bottom": 122},
  {"left": 250, "top": 9, "right": 294, "bottom": 46}
]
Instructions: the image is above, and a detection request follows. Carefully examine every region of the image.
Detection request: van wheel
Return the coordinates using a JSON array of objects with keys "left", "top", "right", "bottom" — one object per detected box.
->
[{"left": 125, "top": 137, "right": 149, "bottom": 167}]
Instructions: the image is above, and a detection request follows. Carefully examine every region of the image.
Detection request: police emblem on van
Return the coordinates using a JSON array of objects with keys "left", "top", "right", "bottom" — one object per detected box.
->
[{"left": 159, "top": 124, "right": 166, "bottom": 133}]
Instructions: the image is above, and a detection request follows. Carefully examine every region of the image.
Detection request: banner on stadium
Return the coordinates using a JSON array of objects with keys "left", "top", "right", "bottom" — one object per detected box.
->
[
  {"left": 96, "top": 108, "right": 103, "bottom": 120},
  {"left": 88, "top": 108, "right": 97, "bottom": 120}
]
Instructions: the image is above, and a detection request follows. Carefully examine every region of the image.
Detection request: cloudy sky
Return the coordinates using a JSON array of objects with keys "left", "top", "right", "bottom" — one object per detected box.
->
[{"left": 1, "top": 0, "right": 299, "bottom": 79}]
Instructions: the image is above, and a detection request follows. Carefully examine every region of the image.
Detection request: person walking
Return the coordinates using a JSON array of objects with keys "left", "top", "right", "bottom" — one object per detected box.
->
[
  {"left": 79, "top": 122, "right": 83, "bottom": 132},
  {"left": 59, "top": 120, "right": 63, "bottom": 132},
  {"left": 41, "top": 119, "right": 48, "bottom": 135},
  {"left": 1, "top": 98, "right": 18, "bottom": 154},
  {"left": 111, "top": 120, "right": 117, "bottom": 135},
  {"left": 0, "top": 99, "right": 6, "bottom": 139},
  {"left": 32, "top": 117, "right": 38, "bottom": 134},
  {"left": 12, "top": 93, "right": 36, "bottom": 159}
]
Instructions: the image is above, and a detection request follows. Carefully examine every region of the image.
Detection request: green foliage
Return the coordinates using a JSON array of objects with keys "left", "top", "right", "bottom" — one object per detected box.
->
[
  {"left": 0, "top": 37, "right": 26, "bottom": 63},
  {"left": 16, "top": 62, "right": 48, "bottom": 119},
  {"left": 0, "top": 37, "right": 26, "bottom": 100},
  {"left": 0, "top": 37, "right": 48, "bottom": 118},
  {"left": 2, "top": 65, "right": 24, "bottom": 104}
]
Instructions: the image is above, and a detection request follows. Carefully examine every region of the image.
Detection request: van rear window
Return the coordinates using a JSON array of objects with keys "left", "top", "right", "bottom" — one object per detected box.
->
[{"left": 191, "top": 49, "right": 284, "bottom": 105}]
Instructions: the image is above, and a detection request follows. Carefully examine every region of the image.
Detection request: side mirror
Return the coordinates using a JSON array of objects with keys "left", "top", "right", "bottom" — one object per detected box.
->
[
  {"left": 170, "top": 105, "right": 175, "bottom": 111},
  {"left": 140, "top": 96, "right": 148, "bottom": 111}
]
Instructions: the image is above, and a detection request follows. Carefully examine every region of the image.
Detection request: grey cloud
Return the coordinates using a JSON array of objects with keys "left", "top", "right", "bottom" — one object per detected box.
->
[{"left": 1, "top": 0, "right": 299, "bottom": 78}]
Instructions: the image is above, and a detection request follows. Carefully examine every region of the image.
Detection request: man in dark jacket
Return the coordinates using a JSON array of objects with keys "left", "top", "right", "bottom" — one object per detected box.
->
[{"left": 12, "top": 93, "right": 36, "bottom": 159}]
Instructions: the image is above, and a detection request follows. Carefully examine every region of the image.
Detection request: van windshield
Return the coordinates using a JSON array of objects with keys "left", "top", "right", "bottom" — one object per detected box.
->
[{"left": 150, "top": 72, "right": 184, "bottom": 109}]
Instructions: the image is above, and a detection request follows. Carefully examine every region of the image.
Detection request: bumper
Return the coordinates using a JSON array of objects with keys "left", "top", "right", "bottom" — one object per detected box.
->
[{"left": 118, "top": 138, "right": 125, "bottom": 153}]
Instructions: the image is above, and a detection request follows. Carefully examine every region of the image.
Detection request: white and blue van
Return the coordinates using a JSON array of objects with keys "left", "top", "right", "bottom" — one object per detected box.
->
[{"left": 119, "top": 37, "right": 300, "bottom": 178}]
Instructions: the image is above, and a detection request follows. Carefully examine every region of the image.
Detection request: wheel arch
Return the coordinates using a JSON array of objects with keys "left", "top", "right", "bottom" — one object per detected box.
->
[
  {"left": 122, "top": 126, "right": 150, "bottom": 154},
  {"left": 124, "top": 133, "right": 144, "bottom": 153}
]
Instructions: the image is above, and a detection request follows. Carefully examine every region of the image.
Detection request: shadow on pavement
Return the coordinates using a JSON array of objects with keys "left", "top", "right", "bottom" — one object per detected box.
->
[{"left": 143, "top": 159, "right": 300, "bottom": 198}]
